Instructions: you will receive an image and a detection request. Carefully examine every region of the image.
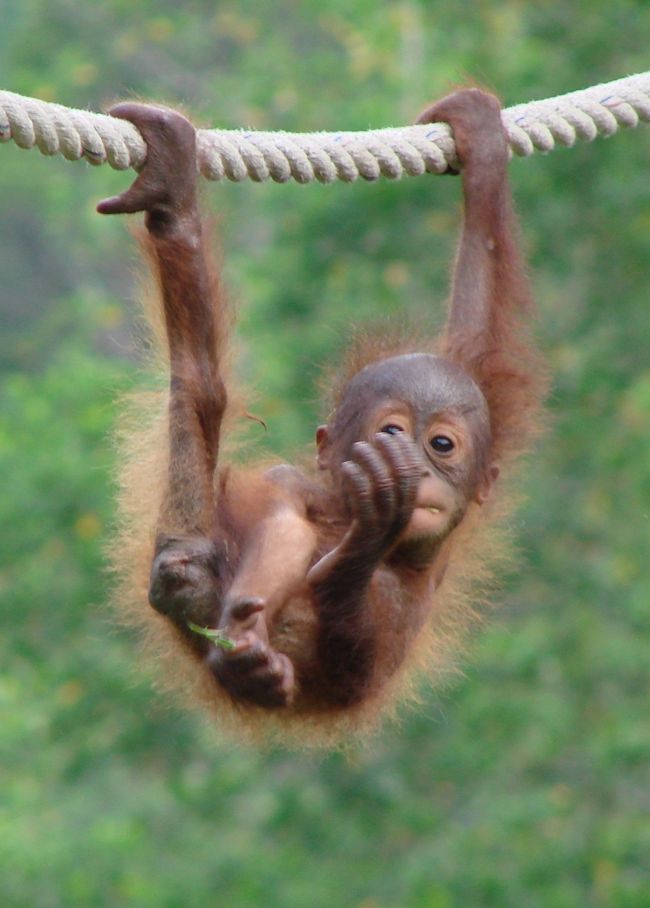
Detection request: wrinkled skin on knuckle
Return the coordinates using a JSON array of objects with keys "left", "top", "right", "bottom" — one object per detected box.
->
[
  {"left": 342, "top": 461, "right": 374, "bottom": 521},
  {"left": 340, "top": 434, "right": 423, "bottom": 551},
  {"left": 378, "top": 436, "right": 420, "bottom": 521}
]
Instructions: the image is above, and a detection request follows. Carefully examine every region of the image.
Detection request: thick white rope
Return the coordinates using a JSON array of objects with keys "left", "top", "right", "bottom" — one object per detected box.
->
[{"left": 1, "top": 71, "right": 649, "bottom": 184}]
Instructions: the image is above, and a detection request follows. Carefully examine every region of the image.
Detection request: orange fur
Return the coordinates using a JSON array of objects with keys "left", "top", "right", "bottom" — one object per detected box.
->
[
  {"left": 104, "top": 91, "right": 547, "bottom": 749},
  {"left": 109, "top": 313, "right": 523, "bottom": 749}
]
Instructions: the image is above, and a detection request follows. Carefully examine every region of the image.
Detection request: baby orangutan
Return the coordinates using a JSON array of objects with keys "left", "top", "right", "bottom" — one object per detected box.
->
[{"left": 100, "top": 90, "right": 546, "bottom": 740}]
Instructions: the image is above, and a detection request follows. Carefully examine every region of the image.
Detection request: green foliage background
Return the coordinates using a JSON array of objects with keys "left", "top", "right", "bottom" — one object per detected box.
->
[{"left": 1, "top": 2, "right": 649, "bottom": 906}]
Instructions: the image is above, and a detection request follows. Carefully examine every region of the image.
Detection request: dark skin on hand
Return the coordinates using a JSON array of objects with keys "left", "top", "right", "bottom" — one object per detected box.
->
[{"left": 99, "top": 91, "right": 546, "bottom": 734}]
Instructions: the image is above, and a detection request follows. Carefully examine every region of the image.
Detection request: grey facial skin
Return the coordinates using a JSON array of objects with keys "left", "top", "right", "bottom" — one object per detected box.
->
[{"left": 329, "top": 353, "right": 490, "bottom": 465}]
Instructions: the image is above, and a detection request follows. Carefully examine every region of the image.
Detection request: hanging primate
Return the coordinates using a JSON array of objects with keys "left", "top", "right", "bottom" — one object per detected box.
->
[{"left": 100, "top": 90, "right": 547, "bottom": 743}]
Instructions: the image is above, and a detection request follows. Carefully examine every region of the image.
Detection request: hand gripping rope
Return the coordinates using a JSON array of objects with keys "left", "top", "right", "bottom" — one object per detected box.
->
[{"left": 1, "top": 71, "right": 649, "bottom": 184}]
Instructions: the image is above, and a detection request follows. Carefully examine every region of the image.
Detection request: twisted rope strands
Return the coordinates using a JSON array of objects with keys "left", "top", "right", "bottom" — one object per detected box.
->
[{"left": 1, "top": 71, "right": 649, "bottom": 184}]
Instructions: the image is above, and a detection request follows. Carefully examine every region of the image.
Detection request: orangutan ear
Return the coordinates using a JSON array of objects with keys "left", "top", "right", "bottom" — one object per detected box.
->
[
  {"left": 475, "top": 464, "right": 500, "bottom": 505},
  {"left": 315, "top": 425, "right": 330, "bottom": 470}
]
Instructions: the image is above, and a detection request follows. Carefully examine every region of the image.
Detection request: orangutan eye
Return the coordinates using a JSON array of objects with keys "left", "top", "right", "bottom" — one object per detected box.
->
[
  {"left": 380, "top": 424, "right": 404, "bottom": 436},
  {"left": 429, "top": 435, "right": 455, "bottom": 454}
]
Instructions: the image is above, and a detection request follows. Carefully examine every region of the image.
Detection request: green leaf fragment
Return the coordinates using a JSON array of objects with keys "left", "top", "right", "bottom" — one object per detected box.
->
[{"left": 186, "top": 622, "right": 236, "bottom": 651}]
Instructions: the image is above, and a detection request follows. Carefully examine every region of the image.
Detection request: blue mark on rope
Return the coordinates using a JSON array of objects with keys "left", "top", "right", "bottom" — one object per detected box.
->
[{"left": 600, "top": 94, "right": 623, "bottom": 108}]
